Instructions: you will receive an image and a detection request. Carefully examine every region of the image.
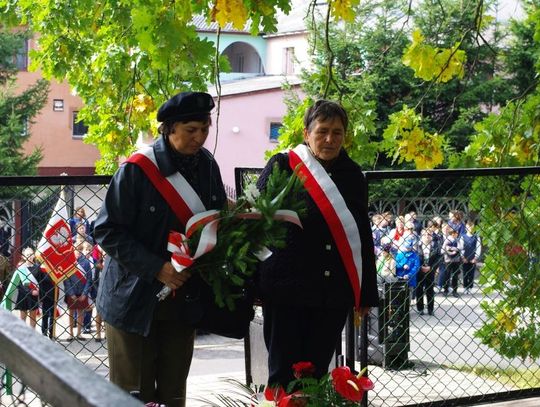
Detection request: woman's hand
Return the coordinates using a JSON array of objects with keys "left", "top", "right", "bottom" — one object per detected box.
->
[{"left": 156, "top": 262, "right": 191, "bottom": 290}]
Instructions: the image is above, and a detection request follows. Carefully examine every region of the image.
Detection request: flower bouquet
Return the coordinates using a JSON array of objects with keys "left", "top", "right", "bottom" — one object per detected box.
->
[
  {"left": 196, "top": 361, "right": 374, "bottom": 406},
  {"left": 158, "top": 164, "right": 305, "bottom": 311},
  {"left": 260, "top": 362, "right": 375, "bottom": 407}
]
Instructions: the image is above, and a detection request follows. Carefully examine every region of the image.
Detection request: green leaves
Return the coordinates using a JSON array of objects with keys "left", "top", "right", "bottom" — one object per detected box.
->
[{"left": 471, "top": 175, "right": 540, "bottom": 359}]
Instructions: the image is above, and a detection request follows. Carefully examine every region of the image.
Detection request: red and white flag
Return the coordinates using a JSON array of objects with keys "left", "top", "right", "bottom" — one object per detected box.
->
[{"left": 36, "top": 195, "right": 79, "bottom": 284}]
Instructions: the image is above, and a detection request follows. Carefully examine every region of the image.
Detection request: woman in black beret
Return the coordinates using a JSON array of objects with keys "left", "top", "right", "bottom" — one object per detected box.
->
[{"left": 93, "top": 91, "right": 227, "bottom": 406}]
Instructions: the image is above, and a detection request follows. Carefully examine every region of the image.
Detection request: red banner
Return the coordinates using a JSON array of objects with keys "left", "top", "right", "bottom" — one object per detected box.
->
[{"left": 37, "top": 196, "right": 78, "bottom": 284}]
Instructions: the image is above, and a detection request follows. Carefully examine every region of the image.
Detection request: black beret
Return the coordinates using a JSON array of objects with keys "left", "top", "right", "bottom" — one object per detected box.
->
[{"left": 157, "top": 91, "right": 215, "bottom": 123}]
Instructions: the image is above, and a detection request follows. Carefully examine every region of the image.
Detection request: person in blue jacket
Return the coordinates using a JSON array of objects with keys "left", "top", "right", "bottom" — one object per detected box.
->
[{"left": 395, "top": 237, "right": 421, "bottom": 290}]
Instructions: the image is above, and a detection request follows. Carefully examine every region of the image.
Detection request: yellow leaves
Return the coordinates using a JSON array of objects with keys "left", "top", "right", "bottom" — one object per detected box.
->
[
  {"left": 212, "top": 0, "right": 248, "bottom": 30},
  {"left": 402, "top": 29, "right": 466, "bottom": 83},
  {"left": 105, "top": 131, "right": 120, "bottom": 143},
  {"left": 126, "top": 94, "right": 156, "bottom": 131},
  {"left": 397, "top": 128, "right": 444, "bottom": 169},
  {"left": 382, "top": 106, "right": 445, "bottom": 169},
  {"left": 496, "top": 310, "right": 517, "bottom": 333},
  {"left": 131, "top": 94, "right": 154, "bottom": 114},
  {"left": 510, "top": 134, "right": 536, "bottom": 164},
  {"left": 330, "top": 0, "right": 360, "bottom": 22}
]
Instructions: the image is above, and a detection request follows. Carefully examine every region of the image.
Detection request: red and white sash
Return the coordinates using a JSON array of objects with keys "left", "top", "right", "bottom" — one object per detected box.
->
[
  {"left": 125, "top": 146, "right": 206, "bottom": 226},
  {"left": 126, "top": 146, "right": 219, "bottom": 300},
  {"left": 289, "top": 144, "right": 364, "bottom": 309}
]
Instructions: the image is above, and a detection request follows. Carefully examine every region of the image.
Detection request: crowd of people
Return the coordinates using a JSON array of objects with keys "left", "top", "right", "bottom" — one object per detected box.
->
[
  {"left": 0, "top": 206, "right": 105, "bottom": 342},
  {"left": 371, "top": 209, "right": 482, "bottom": 316}
]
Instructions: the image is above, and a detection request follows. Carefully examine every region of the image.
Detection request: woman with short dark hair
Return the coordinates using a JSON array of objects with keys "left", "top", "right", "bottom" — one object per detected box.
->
[{"left": 256, "top": 99, "right": 379, "bottom": 388}]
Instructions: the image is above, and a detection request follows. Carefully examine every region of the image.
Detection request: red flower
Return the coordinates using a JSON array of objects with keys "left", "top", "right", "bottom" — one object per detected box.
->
[
  {"left": 331, "top": 366, "right": 374, "bottom": 402},
  {"left": 292, "top": 361, "right": 316, "bottom": 379},
  {"left": 264, "top": 385, "right": 287, "bottom": 402},
  {"left": 264, "top": 386, "right": 306, "bottom": 407}
]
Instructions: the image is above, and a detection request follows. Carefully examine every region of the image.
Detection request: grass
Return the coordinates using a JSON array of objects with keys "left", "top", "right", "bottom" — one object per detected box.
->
[{"left": 459, "top": 366, "right": 540, "bottom": 389}]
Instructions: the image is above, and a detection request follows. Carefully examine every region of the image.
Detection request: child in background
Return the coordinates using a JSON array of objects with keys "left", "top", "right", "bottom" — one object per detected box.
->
[
  {"left": 1, "top": 247, "right": 40, "bottom": 328},
  {"left": 459, "top": 221, "right": 482, "bottom": 294},
  {"left": 442, "top": 228, "right": 462, "bottom": 297},
  {"left": 376, "top": 236, "right": 396, "bottom": 283},
  {"left": 64, "top": 243, "right": 92, "bottom": 340},
  {"left": 395, "top": 237, "right": 421, "bottom": 293}
]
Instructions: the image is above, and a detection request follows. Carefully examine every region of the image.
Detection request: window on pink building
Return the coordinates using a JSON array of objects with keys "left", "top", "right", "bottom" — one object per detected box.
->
[
  {"left": 269, "top": 122, "right": 283, "bottom": 143},
  {"left": 72, "top": 111, "right": 89, "bottom": 138},
  {"left": 15, "top": 39, "right": 28, "bottom": 71},
  {"left": 283, "top": 47, "right": 295, "bottom": 75}
]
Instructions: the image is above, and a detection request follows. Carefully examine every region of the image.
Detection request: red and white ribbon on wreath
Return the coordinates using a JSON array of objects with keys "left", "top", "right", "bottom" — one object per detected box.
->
[{"left": 157, "top": 208, "right": 302, "bottom": 301}]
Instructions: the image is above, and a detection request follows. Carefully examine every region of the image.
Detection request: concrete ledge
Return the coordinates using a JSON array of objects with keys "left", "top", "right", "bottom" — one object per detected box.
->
[{"left": 0, "top": 309, "right": 141, "bottom": 407}]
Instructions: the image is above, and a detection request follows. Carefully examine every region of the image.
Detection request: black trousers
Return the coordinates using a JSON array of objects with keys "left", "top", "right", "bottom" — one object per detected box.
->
[
  {"left": 415, "top": 270, "right": 435, "bottom": 314},
  {"left": 41, "top": 299, "right": 54, "bottom": 338},
  {"left": 462, "top": 262, "right": 476, "bottom": 289},
  {"left": 443, "top": 262, "right": 461, "bottom": 293},
  {"left": 262, "top": 303, "right": 349, "bottom": 388}
]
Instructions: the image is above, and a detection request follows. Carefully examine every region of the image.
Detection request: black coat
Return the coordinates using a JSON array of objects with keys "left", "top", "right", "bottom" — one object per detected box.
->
[
  {"left": 94, "top": 136, "right": 226, "bottom": 336},
  {"left": 256, "top": 149, "right": 378, "bottom": 309}
]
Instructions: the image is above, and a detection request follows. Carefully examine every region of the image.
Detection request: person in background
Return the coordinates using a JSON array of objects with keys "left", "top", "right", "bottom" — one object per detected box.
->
[
  {"left": 435, "top": 220, "right": 449, "bottom": 292},
  {"left": 0, "top": 247, "right": 40, "bottom": 328},
  {"left": 71, "top": 224, "right": 95, "bottom": 334},
  {"left": 93, "top": 91, "right": 226, "bottom": 406},
  {"left": 405, "top": 211, "right": 423, "bottom": 236},
  {"left": 34, "top": 259, "right": 56, "bottom": 338},
  {"left": 0, "top": 252, "right": 10, "bottom": 303},
  {"left": 64, "top": 243, "right": 92, "bottom": 341},
  {"left": 397, "top": 221, "right": 419, "bottom": 253},
  {"left": 256, "top": 99, "right": 378, "bottom": 389},
  {"left": 395, "top": 236, "right": 420, "bottom": 294},
  {"left": 382, "top": 212, "right": 394, "bottom": 232},
  {"left": 389, "top": 216, "right": 406, "bottom": 254},
  {"left": 376, "top": 236, "right": 396, "bottom": 284},
  {"left": 91, "top": 243, "right": 106, "bottom": 341},
  {"left": 69, "top": 207, "right": 91, "bottom": 239},
  {"left": 447, "top": 210, "right": 466, "bottom": 237},
  {"left": 415, "top": 227, "right": 441, "bottom": 316},
  {"left": 80, "top": 241, "right": 96, "bottom": 334},
  {"left": 441, "top": 228, "right": 462, "bottom": 297},
  {"left": 0, "top": 219, "right": 11, "bottom": 257},
  {"left": 459, "top": 220, "right": 482, "bottom": 294},
  {"left": 372, "top": 213, "right": 389, "bottom": 256},
  {"left": 0, "top": 219, "right": 12, "bottom": 302}
]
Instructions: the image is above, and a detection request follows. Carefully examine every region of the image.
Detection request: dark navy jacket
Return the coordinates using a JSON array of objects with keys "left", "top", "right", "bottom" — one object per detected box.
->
[
  {"left": 94, "top": 136, "right": 226, "bottom": 336},
  {"left": 256, "top": 149, "right": 378, "bottom": 309}
]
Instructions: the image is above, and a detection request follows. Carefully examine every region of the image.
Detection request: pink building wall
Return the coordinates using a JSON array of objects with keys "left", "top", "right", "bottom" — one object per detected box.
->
[
  {"left": 205, "top": 86, "right": 304, "bottom": 191},
  {"left": 17, "top": 39, "right": 99, "bottom": 175}
]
